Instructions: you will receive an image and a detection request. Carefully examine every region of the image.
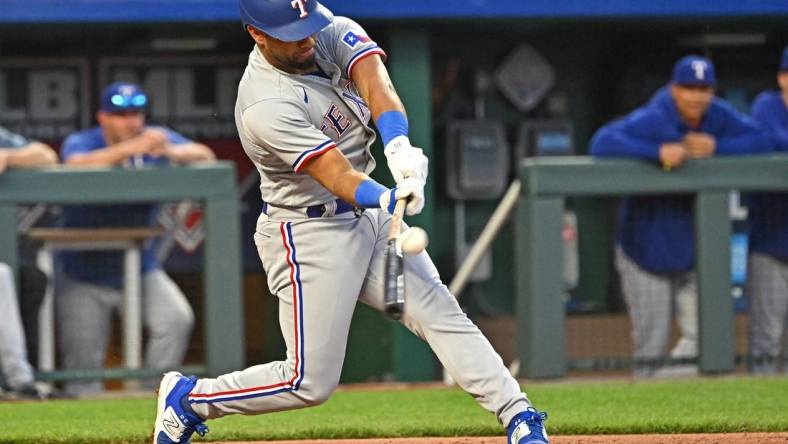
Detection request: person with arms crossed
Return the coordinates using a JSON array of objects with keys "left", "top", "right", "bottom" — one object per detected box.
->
[
  {"left": 57, "top": 82, "right": 215, "bottom": 396},
  {"left": 151, "top": 1, "right": 549, "bottom": 444},
  {"left": 0, "top": 126, "right": 58, "bottom": 399},
  {"left": 590, "top": 55, "right": 773, "bottom": 377},
  {"left": 747, "top": 45, "right": 788, "bottom": 375}
]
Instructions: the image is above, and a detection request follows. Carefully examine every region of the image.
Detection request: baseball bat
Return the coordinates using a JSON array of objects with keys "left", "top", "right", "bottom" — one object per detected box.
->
[{"left": 383, "top": 198, "right": 407, "bottom": 320}]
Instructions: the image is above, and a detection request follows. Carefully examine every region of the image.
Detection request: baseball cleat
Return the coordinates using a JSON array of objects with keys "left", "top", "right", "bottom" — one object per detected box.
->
[
  {"left": 507, "top": 407, "right": 549, "bottom": 444},
  {"left": 153, "top": 372, "right": 208, "bottom": 444}
]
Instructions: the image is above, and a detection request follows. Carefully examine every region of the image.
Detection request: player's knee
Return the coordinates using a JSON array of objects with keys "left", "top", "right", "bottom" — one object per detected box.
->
[{"left": 299, "top": 381, "right": 338, "bottom": 406}]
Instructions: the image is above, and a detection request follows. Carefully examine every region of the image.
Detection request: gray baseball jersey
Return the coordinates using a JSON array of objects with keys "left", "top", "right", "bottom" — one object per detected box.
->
[
  {"left": 235, "top": 17, "right": 379, "bottom": 207},
  {"left": 188, "top": 17, "right": 533, "bottom": 429}
]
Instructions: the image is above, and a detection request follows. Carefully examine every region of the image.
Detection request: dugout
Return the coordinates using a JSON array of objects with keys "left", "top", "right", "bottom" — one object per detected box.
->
[{"left": 1, "top": 0, "right": 787, "bottom": 383}]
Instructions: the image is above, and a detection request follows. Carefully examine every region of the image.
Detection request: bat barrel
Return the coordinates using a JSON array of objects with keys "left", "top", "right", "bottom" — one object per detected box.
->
[{"left": 383, "top": 238, "right": 405, "bottom": 320}]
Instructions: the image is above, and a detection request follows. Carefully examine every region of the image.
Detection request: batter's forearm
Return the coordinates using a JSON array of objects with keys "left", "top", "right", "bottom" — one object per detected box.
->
[
  {"left": 303, "top": 148, "right": 385, "bottom": 206},
  {"left": 368, "top": 81, "right": 405, "bottom": 121},
  {"left": 335, "top": 171, "right": 386, "bottom": 208},
  {"left": 351, "top": 53, "right": 405, "bottom": 120}
]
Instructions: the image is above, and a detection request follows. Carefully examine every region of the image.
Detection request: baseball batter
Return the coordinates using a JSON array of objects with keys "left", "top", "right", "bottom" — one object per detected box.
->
[{"left": 152, "top": 1, "right": 548, "bottom": 444}]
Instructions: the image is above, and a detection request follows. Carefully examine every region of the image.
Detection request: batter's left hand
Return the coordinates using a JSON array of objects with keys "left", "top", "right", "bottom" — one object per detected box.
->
[
  {"left": 384, "top": 136, "right": 429, "bottom": 184},
  {"left": 379, "top": 177, "right": 425, "bottom": 216}
]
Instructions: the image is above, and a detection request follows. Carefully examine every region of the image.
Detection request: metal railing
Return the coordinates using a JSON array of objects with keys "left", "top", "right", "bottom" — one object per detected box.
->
[
  {"left": 516, "top": 154, "right": 788, "bottom": 378},
  {"left": 0, "top": 163, "right": 244, "bottom": 380}
]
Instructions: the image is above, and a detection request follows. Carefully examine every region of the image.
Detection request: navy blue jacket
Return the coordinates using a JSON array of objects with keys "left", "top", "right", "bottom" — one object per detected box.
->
[
  {"left": 590, "top": 86, "right": 773, "bottom": 274},
  {"left": 749, "top": 91, "right": 788, "bottom": 261}
]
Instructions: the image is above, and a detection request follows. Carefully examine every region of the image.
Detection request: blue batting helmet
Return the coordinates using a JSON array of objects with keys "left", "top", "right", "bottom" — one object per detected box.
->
[{"left": 239, "top": 0, "right": 334, "bottom": 42}]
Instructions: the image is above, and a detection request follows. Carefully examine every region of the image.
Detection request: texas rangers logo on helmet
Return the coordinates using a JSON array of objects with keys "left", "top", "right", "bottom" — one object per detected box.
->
[{"left": 291, "top": 0, "right": 308, "bottom": 18}]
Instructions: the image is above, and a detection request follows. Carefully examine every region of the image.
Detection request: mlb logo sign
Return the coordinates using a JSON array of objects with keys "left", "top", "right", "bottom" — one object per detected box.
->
[{"left": 342, "top": 31, "right": 370, "bottom": 48}]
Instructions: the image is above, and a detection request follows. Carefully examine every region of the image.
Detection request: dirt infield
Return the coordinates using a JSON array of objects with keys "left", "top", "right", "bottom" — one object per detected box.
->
[{"left": 210, "top": 433, "right": 788, "bottom": 444}]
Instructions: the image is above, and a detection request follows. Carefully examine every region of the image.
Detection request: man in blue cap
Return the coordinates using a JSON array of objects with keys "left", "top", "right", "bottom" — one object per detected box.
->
[
  {"left": 57, "top": 82, "right": 215, "bottom": 396},
  {"left": 590, "top": 55, "right": 772, "bottom": 377},
  {"left": 747, "top": 45, "right": 788, "bottom": 375}
]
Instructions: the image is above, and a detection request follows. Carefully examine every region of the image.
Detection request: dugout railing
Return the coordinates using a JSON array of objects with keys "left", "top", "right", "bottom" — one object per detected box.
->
[
  {"left": 0, "top": 163, "right": 243, "bottom": 381},
  {"left": 517, "top": 154, "right": 788, "bottom": 378}
]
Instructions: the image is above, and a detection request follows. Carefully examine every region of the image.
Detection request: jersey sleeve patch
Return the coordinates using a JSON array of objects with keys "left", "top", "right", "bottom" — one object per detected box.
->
[
  {"left": 342, "top": 31, "right": 370, "bottom": 48},
  {"left": 292, "top": 139, "right": 337, "bottom": 173}
]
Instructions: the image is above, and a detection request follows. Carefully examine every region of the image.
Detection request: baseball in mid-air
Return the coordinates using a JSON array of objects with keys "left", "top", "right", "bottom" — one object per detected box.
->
[{"left": 400, "top": 227, "right": 429, "bottom": 255}]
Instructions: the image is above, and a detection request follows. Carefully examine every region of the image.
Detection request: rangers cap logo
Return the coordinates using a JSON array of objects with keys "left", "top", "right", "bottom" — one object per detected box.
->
[{"left": 291, "top": 0, "right": 308, "bottom": 18}]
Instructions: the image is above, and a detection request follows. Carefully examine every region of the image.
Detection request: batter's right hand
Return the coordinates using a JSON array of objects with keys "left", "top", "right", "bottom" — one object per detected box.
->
[
  {"left": 659, "top": 142, "right": 687, "bottom": 170},
  {"left": 379, "top": 177, "right": 425, "bottom": 216}
]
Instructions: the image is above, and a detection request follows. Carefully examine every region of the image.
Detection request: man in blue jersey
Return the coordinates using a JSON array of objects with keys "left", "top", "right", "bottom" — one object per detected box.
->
[
  {"left": 747, "top": 45, "right": 788, "bottom": 375},
  {"left": 57, "top": 82, "right": 215, "bottom": 396},
  {"left": 590, "top": 55, "right": 772, "bottom": 377}
]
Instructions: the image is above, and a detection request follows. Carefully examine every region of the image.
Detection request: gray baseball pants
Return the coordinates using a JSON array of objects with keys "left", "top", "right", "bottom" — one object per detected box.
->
[
  {"left": 188, "top": 208, "right": 530, "bottom": 427},
  {"left": 56, "top": 269, "right": 194, "bottom": 396},
  {"left": 0, "top": 262, "right": 35, "bottom": 390},
  {"left": 615, "top": 247, "right": 698, "bottom": 377},
  {"left": 746, "top": 252, "right": 788, "bottom": 375}
]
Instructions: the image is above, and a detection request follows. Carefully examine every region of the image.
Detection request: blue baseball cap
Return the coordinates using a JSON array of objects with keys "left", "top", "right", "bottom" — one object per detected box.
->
[
  {"left": 671, "top": 55, "right": 716, "bottom": 87},
  {"left": 780, "top": 45, "right": 788, "bottom": 72},
  {"left": 100, "top": 82, "right": 148, "bottom": 113}
]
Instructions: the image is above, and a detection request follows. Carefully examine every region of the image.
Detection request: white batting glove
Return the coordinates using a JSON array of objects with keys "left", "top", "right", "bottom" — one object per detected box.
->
[
  {"left": 384, "top": 135, "right": 429, "bottom": 185},
  {"left": 379, "top": 177, "right": 425, "bottom": 216}
]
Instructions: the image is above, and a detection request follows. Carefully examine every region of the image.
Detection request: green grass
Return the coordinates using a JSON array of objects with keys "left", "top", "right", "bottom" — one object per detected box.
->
[{"left": 1, "top": 376, "right": 787, "bottom": 443}]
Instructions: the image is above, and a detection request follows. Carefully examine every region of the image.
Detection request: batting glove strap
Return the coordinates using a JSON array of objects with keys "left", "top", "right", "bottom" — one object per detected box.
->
[
  {"left": 384, "top": 135, "right": 429, "bottom": 185},
  {"left": 379, "top": 177, "right": 425, "bottom": 216}
]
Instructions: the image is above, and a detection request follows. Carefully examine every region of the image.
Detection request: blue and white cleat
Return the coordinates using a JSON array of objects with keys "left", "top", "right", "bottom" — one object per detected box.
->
[
  {"left": 153, "top": 372, "right": 209, "bottom": 443},
  {"left": 507, "top": 407, "right": 549, "bottom": 444}
]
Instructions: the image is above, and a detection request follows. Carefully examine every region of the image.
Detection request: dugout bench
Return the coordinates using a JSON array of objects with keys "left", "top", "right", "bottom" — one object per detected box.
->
[
  {"left": 517, "top": 154, "right": 788, "bottom": 378},
  {"left": 27, "top": 227, "right": 163, "bottom": 385},
  {"left": 0, "top": 163, "right": 243, "bottom": 382}
]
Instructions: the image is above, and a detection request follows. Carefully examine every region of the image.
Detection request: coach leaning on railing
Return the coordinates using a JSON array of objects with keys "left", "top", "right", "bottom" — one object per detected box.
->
[{"left": 515, "top": 153, "right": 788, "bottom": 379}]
